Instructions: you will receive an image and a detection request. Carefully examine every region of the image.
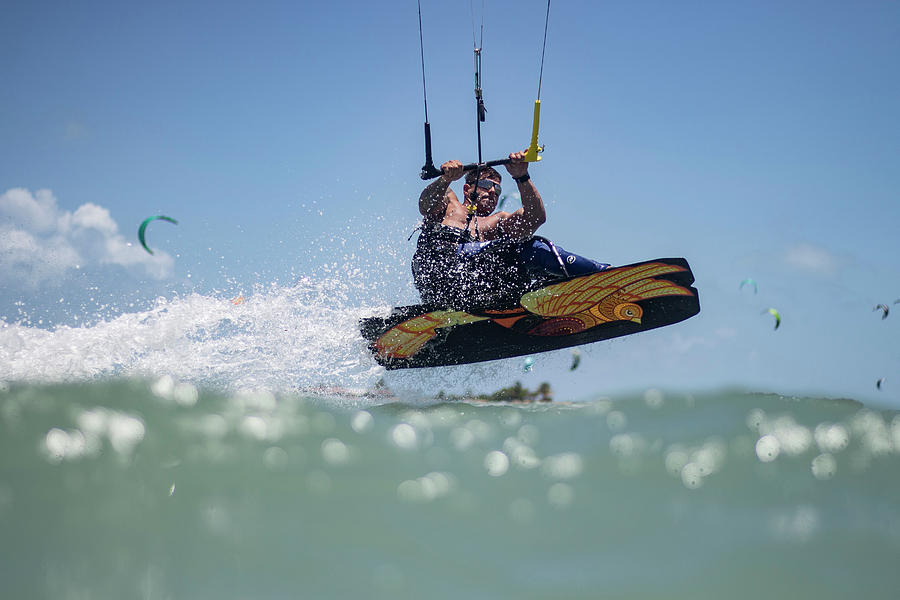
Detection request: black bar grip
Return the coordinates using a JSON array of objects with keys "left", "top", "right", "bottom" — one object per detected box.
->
[
  {"left": 420, "top": 122, "right": 441, "bottom": 180},
  {"left": 420, "top": 157, "right": 513, "bottom": 180},
  {"left": 423, "top": 122, "right": 434, "bottom": 166}
]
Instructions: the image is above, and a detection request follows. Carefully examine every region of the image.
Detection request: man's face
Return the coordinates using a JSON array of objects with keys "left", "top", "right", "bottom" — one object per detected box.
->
[{"left": 465, "top": 177, "right": 501, "bottom": 215}]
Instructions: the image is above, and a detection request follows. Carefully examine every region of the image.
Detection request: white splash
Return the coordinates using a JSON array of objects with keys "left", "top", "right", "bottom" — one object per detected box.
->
[{"left": 0, "top": 277, "right": 389, "bottom": 393}]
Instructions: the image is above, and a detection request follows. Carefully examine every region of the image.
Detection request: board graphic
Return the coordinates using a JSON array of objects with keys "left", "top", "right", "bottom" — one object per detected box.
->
[{"left": 360, "top": 258, "right": 700, "bottom": 369}]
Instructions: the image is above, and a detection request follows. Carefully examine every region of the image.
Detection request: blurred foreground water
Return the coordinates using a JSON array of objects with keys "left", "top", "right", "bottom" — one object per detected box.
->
[{"left": 2, "top": 379, "right": 899, "bottom": 599}]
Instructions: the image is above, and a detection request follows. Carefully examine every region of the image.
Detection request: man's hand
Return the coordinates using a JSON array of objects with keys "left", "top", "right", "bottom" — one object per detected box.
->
[
  {"left": 505, "top": 150, "right": 529, "bottom": 179},
  {"left": 441, "top": 159, "right": 465, "bottom": 183}
]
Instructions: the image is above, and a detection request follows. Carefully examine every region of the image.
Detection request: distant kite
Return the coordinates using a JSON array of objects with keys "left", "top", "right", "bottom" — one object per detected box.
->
[
  {"left": 739, "top": 278, "right": 758, "bottom": 294},
  {"left": 138, "top": 215, "right": 178, "bottom": 255},
  {"left": 570, "top": 349, "right": 581, "bottom": 371},
  {"left": 874, "top": 304, "right": 889, "bottom": 320},
  {"left": 763, "top": 308, "right": 781, "bottom": 330},
  {"left": 876, "top": 378, "right": 885, "bottom": 390}
]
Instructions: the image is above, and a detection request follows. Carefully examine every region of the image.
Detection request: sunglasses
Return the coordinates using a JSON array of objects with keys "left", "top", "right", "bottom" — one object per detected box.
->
[{"left": 475, "top": 179, "right": 502, "bottom": 195}]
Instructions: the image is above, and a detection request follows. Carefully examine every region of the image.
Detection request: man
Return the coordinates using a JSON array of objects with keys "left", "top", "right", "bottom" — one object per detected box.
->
[{"left": 412, "top": 150, "right": 609, "bottom": 308}]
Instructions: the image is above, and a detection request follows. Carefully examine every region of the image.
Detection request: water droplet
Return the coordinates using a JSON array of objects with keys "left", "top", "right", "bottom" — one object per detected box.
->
[
  {"left": 606, "top": 410, "right": 627, "bottom": 431},
  {"left": 351, "top": 410, "right": 373, "bottom": 433},
  {"left": 814, "top": 423, "right": 849, "bottom": 453},
  {"left": 681, "top": 462, "right": 704, "bottom": 489},
  {"left": 43, "top": 428, "right": 70, "bottom": 464},
  {"left": 484, "top": 450, "right": 509, "bottom": 476},
  {"left": 151, "top": 375, "right": 175, "bottom": 400},
  {"left": 811, "top": 453, "right": 837, "bottom": 480},
  {"left": 450, "top": 427, "right": 475, "bottom": 451},
  {"left": 321, "top": 438, "right": 351, "bottom": 465},
  {"left": 755, "top": 434, "right": 780, "bottom": 462},
  {"left": 542, "top": 452, "right": 583, "bottom": 480},
  {"left": 240, "top": 415, "right": 268, "bottom": 441},
  {"left": 516, "top": 424, "right": 539, "bottom": 445},
  {"left": 173, "top": 383, "right": 198, "bottom": 407},
  {"left": 391, "top": 424, "right": 417, "bottom": 450},
  {"left": 107, "top": 413, "right": 145, "bottom": 456},
  {"left": 499, "top": 409, "right": 523, "bottom": 428},
  {"left": 746, "top": 408, "right": 766, "bottom": 432},
  {"left": 665, "top": 446, "right": 690, "bottom": 477},
  {"left": 644, "top": 388, "right": 664, "bottom": 409}
]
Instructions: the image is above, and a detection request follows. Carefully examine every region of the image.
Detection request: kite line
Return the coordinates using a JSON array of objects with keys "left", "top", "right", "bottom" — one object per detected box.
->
[{"left": 417, "top": 0, "right": 551, "bottom": 181}]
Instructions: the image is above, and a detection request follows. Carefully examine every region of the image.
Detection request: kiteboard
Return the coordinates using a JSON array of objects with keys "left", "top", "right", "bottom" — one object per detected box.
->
[{"left": 360, "top": 257, "right": 700, "bottom": 370}]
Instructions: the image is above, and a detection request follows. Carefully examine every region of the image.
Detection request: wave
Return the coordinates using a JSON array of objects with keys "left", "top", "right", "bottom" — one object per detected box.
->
[{"left": 0, "top": 277, "right": 392, "bottom": 392}]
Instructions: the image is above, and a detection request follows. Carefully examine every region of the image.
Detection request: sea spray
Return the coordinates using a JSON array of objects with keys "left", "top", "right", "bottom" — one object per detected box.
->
[{"left": 1, "top": 276, "right": 390, "bottom": 391}]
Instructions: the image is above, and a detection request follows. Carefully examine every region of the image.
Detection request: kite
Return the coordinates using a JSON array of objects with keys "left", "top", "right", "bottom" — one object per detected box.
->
[
  {"left": 523, "top": 357, "right": 535, "bottom": 373},
  {"left": 138, "top": 215, "right": 178, "bottom": 255},
  {"left": 739, "top": 278, "right": 758, "bottom": 294},
  {"left": 876, "top": 378, "right": 885, "bottom": 390},
  {"left": 763, "top": 308, "right": 781, "bottom": 330},
  {"left": 570, "top": 349, "right": 581, "bottom": 371},
  {"left": 874, "top": 304, "right": 889, "bottom": 319}
]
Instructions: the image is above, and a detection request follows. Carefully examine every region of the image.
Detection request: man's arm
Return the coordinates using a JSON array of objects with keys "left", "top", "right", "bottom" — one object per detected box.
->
[
  {"left": 418, "top": 177, "right": 451, "bottom": 220},
  {"left": 484, "top": 151, "right": 546, "bottom": 239},
  {"left": 419, "top": 160, "right": 464, "bottom": 221}
]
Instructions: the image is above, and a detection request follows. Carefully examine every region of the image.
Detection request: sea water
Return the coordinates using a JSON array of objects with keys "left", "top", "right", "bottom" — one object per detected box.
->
[{"left": 2, "top": 281, "right": 899, "bottom": 599}]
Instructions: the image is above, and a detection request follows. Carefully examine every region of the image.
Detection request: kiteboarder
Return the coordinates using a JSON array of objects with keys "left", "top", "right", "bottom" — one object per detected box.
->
[{"left": 412, "top": 151, "right": 609, "bottom": 308}]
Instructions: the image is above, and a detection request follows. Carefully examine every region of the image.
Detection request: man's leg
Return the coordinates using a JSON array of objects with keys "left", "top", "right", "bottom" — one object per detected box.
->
[{"left": 520, "top": 238, "right": 610, "bottom": 279}]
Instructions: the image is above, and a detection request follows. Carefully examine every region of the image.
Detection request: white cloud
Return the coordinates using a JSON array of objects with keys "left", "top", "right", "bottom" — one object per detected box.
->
[
  {"left": 71, "top": 203, "right": 118, "bottom": 235},
  {"left": 0, "top": 187, "right": 59, "bottom": 233},
  {"left": 784, "top": 243, "right": 838, "bottom": 277},
  {"left": 0, "top": 188, "right": 174, "bottom": 288}
]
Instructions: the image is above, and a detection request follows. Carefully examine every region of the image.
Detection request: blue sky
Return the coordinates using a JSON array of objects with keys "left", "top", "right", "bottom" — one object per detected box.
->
[{"left": 2, "top": 1, "right": 899, "bottom": 406}]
